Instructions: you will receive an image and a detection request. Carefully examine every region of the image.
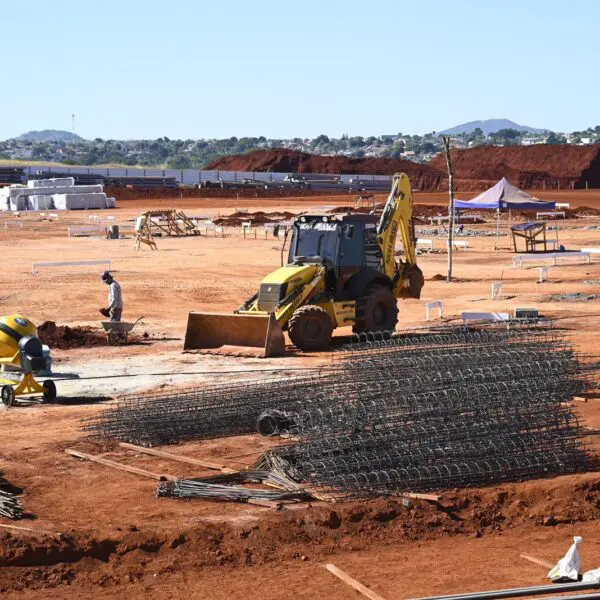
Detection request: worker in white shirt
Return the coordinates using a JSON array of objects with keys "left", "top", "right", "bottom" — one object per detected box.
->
[{"left": 100, "top": 271, "right": 123, "bottom": 322}]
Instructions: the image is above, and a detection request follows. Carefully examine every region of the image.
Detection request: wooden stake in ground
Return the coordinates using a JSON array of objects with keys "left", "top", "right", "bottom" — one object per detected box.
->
[
  {"left": 442, "top": 136, "right": 455, "bottom": 282},
  {"left": 325, "top": 563, "right": 389, "bottom": 600},
  {"left": 520, "top": 553, "right": 553, "bottom": 569}
]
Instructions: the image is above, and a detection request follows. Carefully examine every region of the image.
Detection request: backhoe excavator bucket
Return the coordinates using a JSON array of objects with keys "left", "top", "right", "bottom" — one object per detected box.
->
[{"left": 184, "top": 312, "right": 286, "bottom": 357}]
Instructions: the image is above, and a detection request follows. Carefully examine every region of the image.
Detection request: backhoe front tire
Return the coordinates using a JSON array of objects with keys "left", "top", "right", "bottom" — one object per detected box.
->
[
  {"left": 353, "top": 284, "right": 398, "bottom": 334},
  {"left": 288, "top": 305, "right": 333, "bottom": 352}
]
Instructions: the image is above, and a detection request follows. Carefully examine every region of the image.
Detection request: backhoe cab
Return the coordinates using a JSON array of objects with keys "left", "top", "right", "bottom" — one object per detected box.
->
[{"left": 184, "top": 172, "right": 424, "bottom": 355}]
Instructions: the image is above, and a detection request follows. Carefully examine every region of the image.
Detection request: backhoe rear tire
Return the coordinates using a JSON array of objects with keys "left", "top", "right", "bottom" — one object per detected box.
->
[
  {"left": 353, "top": 284, "right": 398, "bottom": 334},
  {"left": 288, "top": 305, "right": 333, "bottom": 351}
]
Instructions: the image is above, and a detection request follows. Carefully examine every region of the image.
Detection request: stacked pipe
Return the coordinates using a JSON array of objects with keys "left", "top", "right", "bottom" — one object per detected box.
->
[
  {"left": 0, "top": 473, "right": 23, "bottom": 520},
  {"left": 263, "top": 323, "right": 595, "bottom": 497}
]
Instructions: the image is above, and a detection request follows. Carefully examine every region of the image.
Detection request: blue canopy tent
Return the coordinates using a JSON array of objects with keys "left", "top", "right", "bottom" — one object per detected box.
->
[
  {"left": 453, "top": 178, "right": 557, "bottom": 250},
  {"left": 455, "top": 178, "right": 555, "bottom": 211}
]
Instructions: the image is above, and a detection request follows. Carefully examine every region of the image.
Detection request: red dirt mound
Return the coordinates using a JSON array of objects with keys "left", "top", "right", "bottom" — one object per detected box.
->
[
  {"left": 213, "top": 210, "right": 296, "bottom": 227},
  {"left": 207, "top": 149, "right": 445, "bottom": 190},
  {"left": 429, "top": 144, "right": 600, "bottom": 190},
  {"left": 38, "top": 321, "right": 107, "bottom": 350}
]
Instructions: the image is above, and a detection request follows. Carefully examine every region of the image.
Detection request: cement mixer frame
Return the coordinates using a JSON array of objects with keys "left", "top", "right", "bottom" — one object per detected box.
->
[{"left": 0, "top": 314, "right": 57, "bottom": 407}]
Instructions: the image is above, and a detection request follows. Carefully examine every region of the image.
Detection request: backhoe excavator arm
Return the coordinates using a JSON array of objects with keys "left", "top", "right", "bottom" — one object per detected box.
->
[{"left": 377, "top": 173, "right": 423, "bottom": 299}]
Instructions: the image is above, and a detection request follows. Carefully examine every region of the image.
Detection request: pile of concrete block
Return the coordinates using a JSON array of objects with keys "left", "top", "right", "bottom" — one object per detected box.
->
[{"left": 0, "top": 177, "right": 115, "bottom": 211}]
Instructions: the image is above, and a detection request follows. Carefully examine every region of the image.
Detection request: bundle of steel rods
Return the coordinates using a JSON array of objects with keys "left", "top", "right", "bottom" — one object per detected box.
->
[
  {"left": 0, "top": 474, "right": 23, "bottom": 520},
  {"left": 260, "top": 322, "right": 595, "bottom": 497},
  {"left": 157, "top": 470, "right": 311, "bottom": 503}
]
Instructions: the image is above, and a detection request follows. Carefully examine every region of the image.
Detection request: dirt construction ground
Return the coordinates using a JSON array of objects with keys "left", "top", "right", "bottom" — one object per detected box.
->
[{"left": 2, "top": 190, "right": 600, "bottom": 599}]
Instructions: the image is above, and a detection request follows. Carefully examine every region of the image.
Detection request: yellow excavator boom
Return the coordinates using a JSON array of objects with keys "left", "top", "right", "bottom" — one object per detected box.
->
[{"left": 377, "top": 173, "right": 423, "bottom": 298}]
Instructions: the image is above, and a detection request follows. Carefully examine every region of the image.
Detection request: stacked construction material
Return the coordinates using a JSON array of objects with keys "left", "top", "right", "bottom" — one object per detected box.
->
[
  {"left": 0, "top": 166, "right": 25, "bottom": 185},
  {"left": 0, "top": 473, "right": 23, "bottom": 519},
  {"left": 87, "top": 322, "right": 595, "bottom": 496},
  {"left": 104, "top": 175, "right": 178, "bottom": 189},
  {"left": 157, "top": 470, "right": 310, "bottom": 503},
  {"left": 0, "top": 177, "right": 114, "bottom": 211},
  {"left": 263, "top": 324, "right": 594, "bottom": 496},
  {"left": 86, "top": 372, "right": 321, "bottom": 446},
  {"left": 29, "top": 171, "right": 104, "bottom": 185}
]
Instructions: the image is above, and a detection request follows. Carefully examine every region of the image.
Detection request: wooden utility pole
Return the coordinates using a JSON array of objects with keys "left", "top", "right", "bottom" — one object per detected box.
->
[{"left": 442, "top": 136, "right": 455, "bottom": 282}]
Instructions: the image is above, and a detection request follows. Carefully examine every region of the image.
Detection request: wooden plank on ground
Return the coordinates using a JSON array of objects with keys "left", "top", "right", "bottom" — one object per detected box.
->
[
  {"left": 325, "top": 564, "right": 389, "bottom": 600},
  {"left": 520, "top": 553, "right": 553, "bottom": 569},
  {"left": 247, "top": 499, "right": 283, "bottom": 509},
  {"left": 118, "top": 442, "right": 238, "bottom": 473},
  {"left": 0, "top": 523, "right": 61, "bottom": 537},
  {"left": 402, "top": 492, "right": 440, "bottom": 502},
  {"left": 65, "top": 448, "right": 172, "bottom": 481}
]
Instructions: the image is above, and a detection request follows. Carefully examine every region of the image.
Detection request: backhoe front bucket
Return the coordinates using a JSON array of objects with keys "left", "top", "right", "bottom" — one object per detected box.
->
[{"left": 184, "top": 312, "right": 286, "bottom": 357}]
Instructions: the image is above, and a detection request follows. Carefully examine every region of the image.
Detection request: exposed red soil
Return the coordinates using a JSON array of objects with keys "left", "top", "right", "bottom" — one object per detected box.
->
[
  {"left": 429, "top": 144, "right": 600, "bottom": 190},
  {"left": 37, "top": 321, "right": 107, "bottom": 350},
  {"left": 1, "top": 473, "right": 599, "bottom": 595},
  {"left": 207, "top": 149, "right": 445, "bottom": 188}
]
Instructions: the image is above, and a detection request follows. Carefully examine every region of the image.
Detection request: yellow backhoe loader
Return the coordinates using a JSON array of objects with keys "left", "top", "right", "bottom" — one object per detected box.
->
[{"left": 185, "top": 172, "right": 424, "bottom": 356}]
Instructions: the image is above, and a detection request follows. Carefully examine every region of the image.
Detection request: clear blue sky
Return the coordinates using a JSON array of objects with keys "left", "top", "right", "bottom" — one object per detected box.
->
[{"left": 3, "top": 0, "right": 598, "bottom": 140}]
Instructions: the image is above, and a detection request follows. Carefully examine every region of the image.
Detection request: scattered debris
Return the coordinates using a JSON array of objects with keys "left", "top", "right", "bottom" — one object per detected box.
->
[
  {"left": 548, "top": 293, "right": 600, "bottom": 302},
  {"left": 417, "top": 227, "right": 507, "bottom": 237},
  {"left": 0, "top": 473, "right": 23, "bottom": 520},
  {"left": 213, "top": 210, "right": 294, "bottom": 227}
]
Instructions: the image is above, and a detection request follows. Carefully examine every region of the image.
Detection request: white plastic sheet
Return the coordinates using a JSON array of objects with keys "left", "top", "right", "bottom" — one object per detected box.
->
[
  {"left": 583, "top": 568, "right": 600, "bottom": 583},
  {"left": 548, "top": 536, "right": 582, "bottom": 582}
]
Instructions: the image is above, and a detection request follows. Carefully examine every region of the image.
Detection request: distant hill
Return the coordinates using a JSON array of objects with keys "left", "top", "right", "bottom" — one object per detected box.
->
[
  {"left": 15, "top": 130, "right": 85, "bottom": 142},
  {"left": 439, "top": 119, "right": 548, "bottom": 135}
]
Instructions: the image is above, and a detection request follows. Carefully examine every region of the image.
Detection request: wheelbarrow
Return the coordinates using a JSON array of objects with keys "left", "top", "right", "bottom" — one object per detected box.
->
[{"left": 101, "top": 316, "right": 144, "bottom": 345}]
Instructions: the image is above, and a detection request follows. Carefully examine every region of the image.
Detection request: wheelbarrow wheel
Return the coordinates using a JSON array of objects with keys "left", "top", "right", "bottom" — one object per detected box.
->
[
  {"left": 107, "top": 332, "right": 120, "bottom": 345},
  {"left": 42, "top": 380, "right": 57, "bottom": 403},
  {"left": 1, "top": 385, "right": 15, "bottom": 407}
]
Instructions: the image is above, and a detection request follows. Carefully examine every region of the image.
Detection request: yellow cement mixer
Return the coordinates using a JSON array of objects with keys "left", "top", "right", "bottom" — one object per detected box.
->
[{"left": 0, "top": 314, "right": 56, "bottom": 407}]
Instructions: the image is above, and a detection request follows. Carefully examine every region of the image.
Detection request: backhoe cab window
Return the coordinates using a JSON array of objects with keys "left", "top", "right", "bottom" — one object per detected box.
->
[{"left": 290, "top": 222, "right": 339, "bottom": 264}]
